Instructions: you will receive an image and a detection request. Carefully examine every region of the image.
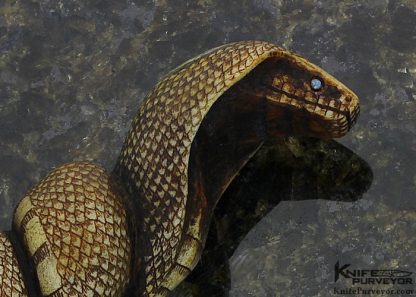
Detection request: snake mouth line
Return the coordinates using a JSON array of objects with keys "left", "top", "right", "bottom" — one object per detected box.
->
[{"left": 265, "top": 84, "right": 353, "bottom": 131}]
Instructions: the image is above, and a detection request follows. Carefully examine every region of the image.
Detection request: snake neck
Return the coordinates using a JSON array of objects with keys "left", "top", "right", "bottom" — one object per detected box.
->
[{"left": 185, "top": 78, "right": 269, "bottom": 256}]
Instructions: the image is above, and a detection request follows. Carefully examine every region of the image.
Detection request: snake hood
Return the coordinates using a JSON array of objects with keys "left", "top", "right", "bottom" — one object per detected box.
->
[
  {"left": 116, "top": 41, "right": 360, "bottom": 296},
  {"left": 168, "top": 42, "right": 360, "bottom": 140}
]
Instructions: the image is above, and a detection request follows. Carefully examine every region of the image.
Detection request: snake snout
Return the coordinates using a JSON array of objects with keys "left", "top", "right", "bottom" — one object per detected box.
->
[{"left": 349, "top": 103, "right": 361, "bottom": 129}]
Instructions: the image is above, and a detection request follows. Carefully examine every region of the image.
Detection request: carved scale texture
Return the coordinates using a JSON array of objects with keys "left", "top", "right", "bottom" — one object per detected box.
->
[
  {"left": 117, "top": 41, "right": 285, "bottom": 295},
  {"left": 13, "top": 162, "right": 131, "bottom": 297},
  {"left": 0, "top": 232, "right": 27, "bottom": 297},
  {"left": 0, "top": 41, "right": 360, "bottom": 297}
]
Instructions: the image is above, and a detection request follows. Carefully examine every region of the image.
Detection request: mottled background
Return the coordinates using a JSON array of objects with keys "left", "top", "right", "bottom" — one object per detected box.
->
[{"left": 0, "top": 0, "right": 415, "bottom": 296}]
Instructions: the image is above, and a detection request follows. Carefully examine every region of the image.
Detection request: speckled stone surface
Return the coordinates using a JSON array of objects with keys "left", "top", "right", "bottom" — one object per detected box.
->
[{"left": 0, "top": 0, "right": 415, "bottom": 296}]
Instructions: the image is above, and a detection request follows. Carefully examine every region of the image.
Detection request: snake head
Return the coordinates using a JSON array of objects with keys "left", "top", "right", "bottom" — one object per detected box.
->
[{"left": 261, "top": 52, "right": 360, "bottom": 139}]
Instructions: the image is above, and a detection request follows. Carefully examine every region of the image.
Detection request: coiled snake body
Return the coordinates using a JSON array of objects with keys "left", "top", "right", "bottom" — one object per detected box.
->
[{"left": 0, "top": 41, "right": 359, "bottom": 297}]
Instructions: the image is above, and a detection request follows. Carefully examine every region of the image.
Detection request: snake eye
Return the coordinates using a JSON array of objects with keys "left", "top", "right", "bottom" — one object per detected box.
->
[{"left": 310, "top": 77, "right": 324, "bottom": 91}]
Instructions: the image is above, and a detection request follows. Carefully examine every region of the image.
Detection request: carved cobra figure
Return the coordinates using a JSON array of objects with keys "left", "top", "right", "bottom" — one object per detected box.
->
[{"left": 0, "top": 41, "right": 359, "bottom": 297}]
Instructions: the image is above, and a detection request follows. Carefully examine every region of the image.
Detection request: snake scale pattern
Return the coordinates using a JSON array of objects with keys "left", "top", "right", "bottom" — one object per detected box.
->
[{"left": 0, "top": 41, "right": 359, "bottom": 297}]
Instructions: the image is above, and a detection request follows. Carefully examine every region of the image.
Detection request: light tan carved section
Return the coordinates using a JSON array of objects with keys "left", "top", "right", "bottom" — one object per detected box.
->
[
  {"left": 0, "top": 232, "right": 27, "bottom": 297},
  {"left": 14, "top": 162, "right": 131, "bottom": 297}
]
